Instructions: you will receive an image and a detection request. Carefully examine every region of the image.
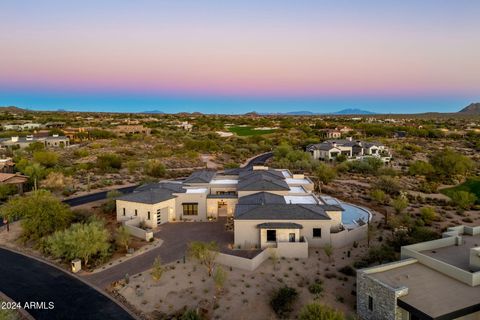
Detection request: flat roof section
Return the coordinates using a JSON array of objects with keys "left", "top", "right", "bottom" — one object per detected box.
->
[
  {"left": 284, "top": 195, "right": 318, "bottom": 204},
  {"left": 288, "top": 186, "right": 306, "bottom": 193},
  {"left": 369, "top": 262, "right": 480, "bottom": 319},
  {"left": 210, "top": 179, "right": 238, "bottom": 184},
  {"left": 420, "top": 234, "right": 480, "bottom": 272},
  {"left": 286, "top": 178, "right": 310, "bottom": 184},
  {"left": 185, "top": 188, "right": 208, "bottom": 194}
]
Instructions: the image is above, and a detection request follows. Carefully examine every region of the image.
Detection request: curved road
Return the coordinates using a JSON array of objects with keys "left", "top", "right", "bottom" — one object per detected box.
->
[
  {"left": 62, "top": 185, "right": 138, "bottom": 207},
  {"left": 0, "top": 248, "right": 135, "bottom": 320},
  {"left": 242, "top": 152, "right": 273, "bottom": 169}
]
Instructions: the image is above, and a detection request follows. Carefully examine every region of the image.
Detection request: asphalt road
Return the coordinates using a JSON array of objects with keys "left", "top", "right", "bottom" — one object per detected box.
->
[
  {"left": 0, "top": 248, "right": 134, "bottom": 320},
  {"left": 243, "top": 152, "right": 273, "bottom": 169},
  {"left": 62, "top": 185, "right": 138, "bottom": 207}
]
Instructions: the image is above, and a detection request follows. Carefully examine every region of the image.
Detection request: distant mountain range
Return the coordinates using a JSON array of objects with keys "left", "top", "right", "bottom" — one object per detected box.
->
[
  {"left": 142, "top": 110, "right": 165, "bottom": 114},
  {"left": 458, "top": 103, "right": 480, "bottom": 115},
  {"left": 259, "top": 108, "right": 376, "bottom": 116}
]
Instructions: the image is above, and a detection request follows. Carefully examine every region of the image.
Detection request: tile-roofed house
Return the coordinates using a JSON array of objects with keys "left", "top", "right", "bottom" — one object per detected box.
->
[
  {"left": 118, "top": 188, "right": 178, "bottom": 204},
  {"left": 116, "top": 166, "right": 367, "bottom": 257},
  {"left": 307, "top": 137, "right": 390, "bottom": 162},
  {"left": 183, "top": 170, "right": 216, "bottom": 184}
]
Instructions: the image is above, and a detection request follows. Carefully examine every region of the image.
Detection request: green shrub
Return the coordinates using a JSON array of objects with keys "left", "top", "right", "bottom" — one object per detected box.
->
[
  {"left": 308, "top": 281, "right": 323, "bottom": 295},
  {"left": 270, "top": 286, "right": 298, "bottom": 318},
  {"left": 299, "top": 303, "right": 345, "bottom": 320},
  {"left": 96, "top": 154, "right": 122, "bottom": 171},
  {"left": 450, "top": 191, "right": 477, "bottom": 210}
]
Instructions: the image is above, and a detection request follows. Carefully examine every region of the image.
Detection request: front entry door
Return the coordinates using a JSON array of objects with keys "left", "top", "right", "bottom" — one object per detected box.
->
[
  {"left": 289, "top": 233, "right": 295, "bottom": 242},
  {"left": 218, "top": 201, "right": 228, "bottom": 216}
]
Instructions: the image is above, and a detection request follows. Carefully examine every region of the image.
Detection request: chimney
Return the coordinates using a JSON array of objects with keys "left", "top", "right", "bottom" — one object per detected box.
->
[{"left": 332, "top": 142, "right": 337, "bottom": 147}]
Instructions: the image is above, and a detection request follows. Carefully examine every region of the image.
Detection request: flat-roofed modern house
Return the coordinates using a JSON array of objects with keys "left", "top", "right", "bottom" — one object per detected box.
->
[
  {"left": 0, "top": 135, "right": 70, "bottom": 149},
  {"left": 357, "top": 225, "right": 480, "bottom": 320},
  {"left": 307, "top": 138, "right": 390, "bottom": 162},
  {"left": 117, "top": 166, "right": 368, "bottom": 257}
]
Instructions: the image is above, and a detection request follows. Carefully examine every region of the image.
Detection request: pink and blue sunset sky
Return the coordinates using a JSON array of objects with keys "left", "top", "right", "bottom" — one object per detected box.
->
[{"left": 0, "top": 1, "right": 479, "bottom": 113}]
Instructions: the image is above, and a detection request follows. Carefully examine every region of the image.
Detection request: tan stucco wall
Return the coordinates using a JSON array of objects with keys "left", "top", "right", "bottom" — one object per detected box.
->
[
  {"left": 234, "top": 219, "right": 337, "bottom": 248},
  {"left": 206, "top": 198, "right": 238, "bottom": 218},
  {"left": 116, "top": 198, "right": 176, "bottom": 229},
  {"left": 260, "top": 228, "right": 300, "bottom": 248},
  {"left": 174, "top": 193, "right": 208, "bottom": 221}
]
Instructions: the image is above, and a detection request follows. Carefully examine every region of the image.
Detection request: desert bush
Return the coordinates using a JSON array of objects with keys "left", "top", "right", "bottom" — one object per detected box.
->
[
  {"left": 96, "top": 153, "right": 122, "bottom": 171},
  {"left": 375, "top": 176, "right": 401, "bottom": 195},
  {"left": 299, "top": 303, "right": 345, "bottom": 320},
  {"left": 144, "top": 160, "right": 166, "bottom": 178},
  {"left": 270, "top": 286, "right": 298, "bottom": 318},
  {"left": 450, "top": 191, "right": 477, "bottom": 211}
]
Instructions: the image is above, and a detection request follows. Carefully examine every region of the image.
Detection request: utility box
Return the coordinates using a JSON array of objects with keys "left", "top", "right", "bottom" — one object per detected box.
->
[{"left": 71, "top": 259, "right": 81, "bottom": 273}]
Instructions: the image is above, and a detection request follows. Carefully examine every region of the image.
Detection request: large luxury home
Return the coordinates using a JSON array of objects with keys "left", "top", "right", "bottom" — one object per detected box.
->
[
  {"left": 307, "top": 138, "right": 391, "bottom": 162},
  {"left": 357, "top": 225, "right": 480, "bottom": 320},
  {"left": 116, "top": 166, "right": 368, "bottom": 253}
]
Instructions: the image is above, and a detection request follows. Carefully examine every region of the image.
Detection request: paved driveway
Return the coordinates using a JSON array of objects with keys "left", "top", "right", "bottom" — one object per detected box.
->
[
  {"left": 84, "top": 219, "right": 233, "bottom": 288},
  {"left": 0, "top": 248, "right": 134, "bottom": 320}
]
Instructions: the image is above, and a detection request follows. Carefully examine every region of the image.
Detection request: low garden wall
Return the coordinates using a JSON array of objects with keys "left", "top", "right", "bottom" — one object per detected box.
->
[
  {"left": 216, "top": 248, "right": 272, "bottom": 271},
  {"left": 330, "top": 224, "right": 367, "bottom": 248},
  {"left": 124, "top": 218, "right": 153, "bottom": 242},
  {"left": 276, "top": 239, "right": 308, "bottom": 258}
]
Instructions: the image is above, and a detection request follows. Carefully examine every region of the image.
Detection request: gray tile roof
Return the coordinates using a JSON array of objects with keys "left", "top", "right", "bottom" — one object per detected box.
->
[
  {"left": 235, "top": 204, "right": 333, "bottom": 220},
  {"left": 183, "top": 170, "right": 216, "bottom": 183},
  {"left": 238, "top": 169, "right": 284, "bottom": 180},
  {"left": 118, "top": 188, "right": 177, "bottom": 204},
  {"left": 257, "top": 222, "right": 303, "bottom": 229},
  {"left": 135, "top": 182, "right": 185, "bottom": 193},
  {"left": 237, "top": 176, "right": 290, "bottom": 191},
  {"left": 238, "top": 192, "right": 286, "bottom": 205}
]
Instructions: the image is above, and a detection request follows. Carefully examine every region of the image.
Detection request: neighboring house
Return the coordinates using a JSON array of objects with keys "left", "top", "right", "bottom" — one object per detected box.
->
[
  {"left": 0, "top": 135, "right": 70, "bottom": 149},
  {"left": 112, "top": 125, "right": 151, "bottom": 136},
  {"left": 306, "top": 137, "right": 390, "bottom": 162},
  {"left": 357, "top": 225, "right": 480, "bottom": 320},
  {"left": 0, "top": 173, "right": 28, "bottom": 193},
  {"left": 320, "top": 129, "right": 342, "bottom": 139},
  {"left": 176, "top": 121, "right": 193, "bottom": 131},
  {"left": 62, "top": 127, "right": 89, "bottom": 141},
  {"left": 117, "top": 166, "right": 367, "bottom": 257},
  {"left": 20, "top": 123, "right": 42, "bottom": 130},
  {"left": 0, "top": 158, "right": 15, "bottom": 173}
]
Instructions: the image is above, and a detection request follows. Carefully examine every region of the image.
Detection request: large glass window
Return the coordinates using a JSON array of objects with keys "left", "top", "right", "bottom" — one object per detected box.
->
[
  {"left": 182, "top": 203, "right": 198, "bottom": 216},
  {"left": 266, "top": 230, "right": 277, "bottom": 242}
]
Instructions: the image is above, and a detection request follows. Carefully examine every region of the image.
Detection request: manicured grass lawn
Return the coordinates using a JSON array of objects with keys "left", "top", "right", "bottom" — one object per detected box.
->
[
  {"left": 440, "top": 177, "right": 480, "bottom": 203},
  {"left": 227, "top": 126, "right": 276, "bottom": 136}
]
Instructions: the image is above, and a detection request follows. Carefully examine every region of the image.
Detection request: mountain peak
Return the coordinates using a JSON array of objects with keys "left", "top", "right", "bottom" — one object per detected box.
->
[
  {"left": 459, "top": 103, "right": 480, "bottom": 115},
  {"left": 333, "top": 108, "right": 375, "bottom": 115}
]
